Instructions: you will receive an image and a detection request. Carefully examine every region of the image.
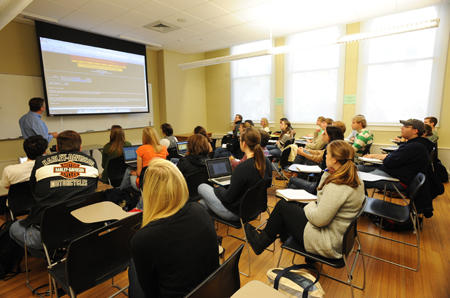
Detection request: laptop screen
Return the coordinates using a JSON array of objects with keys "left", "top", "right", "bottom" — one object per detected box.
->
[
  {"left": 206, "top": 158, "right": 232, "bottom": 179},
  {"left": 123, "top": 146, "right": 140, "bottom": 162},
  {"left": 177, "top": 141, "right": 188, "bottom": 155}
]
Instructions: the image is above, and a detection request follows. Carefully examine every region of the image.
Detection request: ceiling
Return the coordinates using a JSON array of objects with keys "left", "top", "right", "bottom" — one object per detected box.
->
[{"left": 12, "top": 0, "right": 448, "bottom": 54}]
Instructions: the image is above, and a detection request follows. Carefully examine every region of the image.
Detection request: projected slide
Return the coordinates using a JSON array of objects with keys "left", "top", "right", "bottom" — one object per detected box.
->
[{"left": 39, "top": 37, "right": 149, "bottom": 116}]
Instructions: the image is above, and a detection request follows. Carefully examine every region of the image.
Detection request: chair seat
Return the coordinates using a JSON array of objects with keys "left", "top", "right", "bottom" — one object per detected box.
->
[
  {"left": 208, "top": 211, "right": 241, "bottom": 229},
  {"left": 364, "top": 197, "right": 410, "bottom": 223},
  {"left": 281, "top": 237, "right": 345, "bottom": 268}
]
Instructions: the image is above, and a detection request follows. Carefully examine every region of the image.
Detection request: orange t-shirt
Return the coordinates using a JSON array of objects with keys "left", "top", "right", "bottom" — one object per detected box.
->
[{"left": 136, "top": 145, "right": 168, "bottom": 185}]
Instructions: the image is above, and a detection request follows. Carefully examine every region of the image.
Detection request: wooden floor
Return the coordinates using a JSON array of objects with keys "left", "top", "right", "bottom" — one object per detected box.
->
[{"left": 1, "top": 177, "right": 450, "bottom": 298}]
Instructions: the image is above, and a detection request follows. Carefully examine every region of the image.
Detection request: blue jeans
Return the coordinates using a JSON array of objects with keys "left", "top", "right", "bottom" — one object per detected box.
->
[
  {"left": 120, "top": 167, "right": 140, "bottom": 194},
  {"left": 288, "top": 177, "right": 317, "bottom": 195},
  {"left": 9, "top": 220, "right": 45, "bottom": 258},
  {"left": 197, "top": 184, "right": 239, "bottom": 221},
  {"left": 357, "top": 165, "right": 406, "bottom": 192},
  {"left": 266, "top": 145, "right": 281, "bottom": 157},
  {"left": 214, "top": 148, "right": 233, "bottom": 158}
]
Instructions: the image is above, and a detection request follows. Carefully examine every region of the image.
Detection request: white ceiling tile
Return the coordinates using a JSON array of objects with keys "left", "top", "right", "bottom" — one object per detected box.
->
[
  {"left": 162, "top": 41, "right": 185, "bottom": 51},
  {"left": 226, "top": 23, "right": 269, "bottom": 40},
  {"left": 186, "top": 21, "right": 221, "bottom": 34},
  {"left": 185, "top": 40, "right": 230, "bottom": 52},
  {"left": 184, "top": 2, "right": 229, "bottom": 20},
  {"left": 205, "top": 29, "right": 250, "bottom": 45},
  {"left": 160, "top": 11, "right": 203, "bottom": 28},
  {"left": 232, "top": 1, "right": 272, "bottom": 22},
  {"left": 23, "top": 0, "right": 73, "bottom": 20},
  {"left": 103, "top": 0, "right": 150, "bottom": 10},
  {"left": 176, "top": 48, "right": 197, "bottom": 54},
  {"left": 48, "top": 0, "right": 90, "bottom": 10},
  {"left": 181, "top": 34, "right": 218, "bottom": 47},
  {"left": 79, "top": 0, "right": 128, "bottom": 19},
  {"left": 354, "top": 0, "right": 397, "bottom": 19},
  {"left": 396, "top": 0, "right": 441, "bottom": 12},
  {"left": 125, "top": 27, "right": 164, "bottom": 39},
  {"left": 90, "top": 20, "right": 136, "bottom": 36},
  {"left": 209, "top": 0, "right": 270, "bottom": 13},
  {"left": 156, "top": 0, "right": 206, "bottom": 11},
  {"left": 59, "top": 10, "right": 109, "bottom": 30},
  {"left": 137, "top": 1, "right": 180, "bottom": 19},
  {"left": 163, "top": 28, "right": 199, "bottom": 39},
  {"left": 207, "top": 13, "right": 246, "bottom": 28},
  {"left": 115, "top": 11, "right": 158, "bottom": 27},
  {"left": 148, "top": 33, "right": 180, "bottom": 44}
]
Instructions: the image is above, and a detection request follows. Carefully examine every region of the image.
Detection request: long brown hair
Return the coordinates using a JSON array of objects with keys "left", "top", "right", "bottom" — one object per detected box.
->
[
  {"left": 241, "top": 127, "right": 266, "bottom": 178},
  {"left": 107, "top": 125, "right": 126, "bottom": 156},
  {"left": 194, "top": 126, "right": 211, "bottom": 142},
  {"left": 187, "top": 134, "right": 210, "bottom": 156},
  {"left": 317, "top": 140, "right": 360, "bottom": 190},
  {"left": 142, "top": 127, "right": 162, "bottom": 153},
  {"left": 280, "top": 120, "right": 293, "bottom": 141}
]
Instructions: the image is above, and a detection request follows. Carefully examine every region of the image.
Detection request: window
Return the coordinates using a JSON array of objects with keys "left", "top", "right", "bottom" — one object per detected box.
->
[
  {"left": 231, "top": 40, "right": 273, "bottom": 122},
  {"left": 284, "top": 26, "right": 345, "bottom": 123},
  {"left": 357, "top": 6, "right": 450, "bottom": 124}
]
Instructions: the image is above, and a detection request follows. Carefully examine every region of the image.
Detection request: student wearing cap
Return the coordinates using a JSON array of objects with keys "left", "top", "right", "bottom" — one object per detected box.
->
[{"left": 357, "top": 119, "right": 434, "bottom": 192}]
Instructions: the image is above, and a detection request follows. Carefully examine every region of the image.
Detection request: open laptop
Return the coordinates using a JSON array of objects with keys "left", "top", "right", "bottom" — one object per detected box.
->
[
  {"left": 205, "top": 157, "right": 233, "bottom": 186},
  {"left": 123, "top": 146, "right": 140, "bottom": 167},
  {"left": 176, "top": 141, "right": 188, "bottom": 157}
]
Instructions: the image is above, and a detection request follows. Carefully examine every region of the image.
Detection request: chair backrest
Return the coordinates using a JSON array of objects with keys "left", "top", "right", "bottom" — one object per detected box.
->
[
  {"left": 342, "top": 196, "right": 368, "bottom": 257},
  {"left": 167, "top": 148, "right": 180, "bottom": 160},
  {"left": 407, "top": 173, "right": 426, "bottom": 211},
  {"left": 108, "top": 157, "right": 129, "bottom": 188},
  {"left": 8, "top": 181, "right": 35, "bottom": 218},
  {"left": 139, "top": 166, "right": 148, "bottom": 190},
  {"left": 65, "top": 213, "right": 142, "bottom": 295},
  {"left": 362, "top": 142, "right": 372, "bottom": 155},
  {"left": 184, "top": 244, "right": 244, "bottom": 298},
  {"left": 240, "top": 179, "right": 272, "bottom": 224},
  {"left": 40, "top": 192, "right": 106, "bottom": 254},
  {"left": 185, "top": 171, "right": 209, "bottom": 201},
  {"left": 279, "top": 146, "right": 292, "bottom": 169}
]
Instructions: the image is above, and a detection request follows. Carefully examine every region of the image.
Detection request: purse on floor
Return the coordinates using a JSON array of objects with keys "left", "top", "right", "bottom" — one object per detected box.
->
[{"left": 267, "top": 264, "right": 325, "bottom": 298}]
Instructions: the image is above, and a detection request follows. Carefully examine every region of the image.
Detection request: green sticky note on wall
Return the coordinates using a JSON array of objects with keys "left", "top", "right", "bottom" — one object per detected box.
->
[
  {"left": 275, "top": 97, "right": 284, "bottom": 106},
  {"left": 344, "top": 95, "right": 356, "bottom": 104}
]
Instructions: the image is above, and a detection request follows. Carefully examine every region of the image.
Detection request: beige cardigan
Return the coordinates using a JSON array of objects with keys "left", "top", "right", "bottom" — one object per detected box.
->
[{"left": 303, "top": 172, "right": 365, "bottom": 259}]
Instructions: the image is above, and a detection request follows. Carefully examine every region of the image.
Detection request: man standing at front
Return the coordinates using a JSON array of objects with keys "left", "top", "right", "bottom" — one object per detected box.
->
[
  {"left": 19, "top": 97, "right": 58, "bottom": 143},
  {"left": 10, "top": 130, "right": 98, "bottom": 257}
]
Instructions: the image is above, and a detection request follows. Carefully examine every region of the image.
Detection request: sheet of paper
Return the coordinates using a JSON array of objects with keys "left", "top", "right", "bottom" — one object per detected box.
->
[
  {"left": 357, "top": 171, "right": 399, "bottom": 182},
  {"left": 358, "top": 157, "right": 383, "bottom": 164},
  {"left": 276, "top": 189, "right": 317, "bottom": 201},
  {"left": 288, "top": 164, "right": 322, "bottom": 173}
]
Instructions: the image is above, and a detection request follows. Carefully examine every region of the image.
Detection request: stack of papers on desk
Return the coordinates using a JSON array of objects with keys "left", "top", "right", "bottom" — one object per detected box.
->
[
  {"left": 358, "top": 157, "right": 383, "bottom": 164},
  {"left": 288, "top": 164, "right": 322, "bottom": 173},
  {"left": 303, "top": 136, "right": 313, "bottom": 139},
  {"left": 276, "top": 189, "right": 317, "bottom": 202}
]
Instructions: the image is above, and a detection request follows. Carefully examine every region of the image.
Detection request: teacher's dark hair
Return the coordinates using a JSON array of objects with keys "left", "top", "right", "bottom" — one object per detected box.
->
[{"left": 29, "top": 97, "right": 45, "bottom": 112}]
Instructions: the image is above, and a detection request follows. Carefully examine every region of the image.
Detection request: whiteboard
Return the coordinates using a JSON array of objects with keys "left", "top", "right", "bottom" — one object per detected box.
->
[{"left": 0, "top": 73, "right": 153, "bottom": 140}]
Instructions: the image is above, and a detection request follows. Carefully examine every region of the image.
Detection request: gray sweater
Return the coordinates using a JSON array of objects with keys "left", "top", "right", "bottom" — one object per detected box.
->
[{"left": 303, "top": 172, "right": 365, "bottom": 259}]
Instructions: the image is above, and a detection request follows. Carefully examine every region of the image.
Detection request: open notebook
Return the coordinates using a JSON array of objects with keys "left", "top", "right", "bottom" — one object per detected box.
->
[{"left": 276, "top": 189, "right": 317, "bottom": 202}]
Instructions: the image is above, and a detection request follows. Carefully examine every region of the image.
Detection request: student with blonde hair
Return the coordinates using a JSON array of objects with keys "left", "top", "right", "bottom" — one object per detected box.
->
[
  {"left": 246, "top": 140, "right": 365, "bottom": 258},
  {"left": 101, "top": 125, "right": 131, "bottom": 183},
  {"left": 129, "top": 159, "right": 219, "bottom": 298},
  {"left": 120, "top": 127, "right": 168, "bottom": 195},
  {"left": 260, "top": 117, "right": 270, "bottom": 132}
]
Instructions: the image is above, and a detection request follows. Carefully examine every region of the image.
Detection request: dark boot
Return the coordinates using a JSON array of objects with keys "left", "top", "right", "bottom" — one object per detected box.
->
[{"left": 244, "top": 223, "right": 275, "bottom": 255}]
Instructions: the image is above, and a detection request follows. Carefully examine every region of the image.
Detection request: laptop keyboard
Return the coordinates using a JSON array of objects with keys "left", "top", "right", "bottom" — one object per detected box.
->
[{"left": 215, "top": 176, "right": 230, "bottom": 182}]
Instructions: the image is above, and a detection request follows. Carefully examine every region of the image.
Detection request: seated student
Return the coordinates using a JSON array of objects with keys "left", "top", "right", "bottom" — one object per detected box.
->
[
  {"left": 101, "top": 125, "right": 131, "bottom": 184},
  {"left": 232, "top": 114, "right": 243, "bottom": 136},
  {"left": 351, "top": 115, "right": 373, "bottom": 157},
  {"left": 346, "top": 114, "right": 365, "bottom": 141},
  {"left": 177, "top": 134, "right": 211, "bottom": 177},
  {"left": 424, "top": 116, "right": 439, "bottom": 143},
  {"left": 332, "top": 121, "right": 346, "bottom": 135},
  {"left": 214, "top": 122, "right": 252, "bottom": 158},
  {"left": 120, "top": 127, "right": 168, "bottom": 195},
  {"left": 198, "top": 127, "right": 273, "bottom": 221},
  {"left": 260, "top": 117, "right": 270, "bottom": 133},
  {"left": 357, "top": 119, "right": 433, "bottom": 193},
  {"left": 230, "top": 129, "right": 270, "bottom": 171},
  {"left": 423, "top": 124, "right": 434, "bottom": 138},
  {"left": 129, "top": 159, "right": 219, "bottom": 298},
  {"left": 194, "top": 125, "right": 214, "bottom": 150},
  {"left": 306, "top": 116, "right": 325, "bottom": 138},
  {"left": 266, "top": 119, "right": 293, "bottom": 157},
  {"left": 245, "top": 140, "right": 365, "bottom": 258},
  {"left": 9, "top": 131, "right": 99, "bottom": 257},
  {"left": 0, "top": 136, "right": 48, "bottom": 189},
  {"left": 305, "top": 118, "right": 333, "bottom": 150},
  {"left": 159, "top": 123, "right": 178, "bottom": 150}
]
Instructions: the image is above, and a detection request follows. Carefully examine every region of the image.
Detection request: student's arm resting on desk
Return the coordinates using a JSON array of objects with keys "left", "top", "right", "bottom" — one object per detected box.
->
[{"left": 363, "top": 154, "right": 387, "bottom": 160}]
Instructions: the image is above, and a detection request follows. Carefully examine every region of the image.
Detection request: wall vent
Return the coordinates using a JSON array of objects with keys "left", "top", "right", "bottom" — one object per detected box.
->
[{"left": 143, "top": 21, "right": 180, "bottom": 34}]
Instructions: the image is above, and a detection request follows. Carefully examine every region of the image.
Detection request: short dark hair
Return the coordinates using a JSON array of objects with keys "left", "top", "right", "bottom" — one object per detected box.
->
[
  {"left": 23, "top": 136, "right": 48, "bottom": 160},
  {"left": 244, "top": 120, "right": 254, "bottom": 126},
  {"left": 259, "top": 130, "right": 270, "bottom": 148},
  {"left": 236, "top": 114, "right": 243, "bottom": 121},
  {"left": 194, "top": 126, "right": 211, "bottom": 142},
  {"left": 425, "top": 117, "right": 438, "bottom": 126},
  {"left": 160, "top": 123, "right": 173, "bottom": 136},
  {"left": 57, "top": 130, "right": 82, "bottom": 152},
  {"left": 326, "top": 125, "right": 345, "bottom": 142},
  {"left": 29, "top": 97, "right": 45, "bottom": 112}
]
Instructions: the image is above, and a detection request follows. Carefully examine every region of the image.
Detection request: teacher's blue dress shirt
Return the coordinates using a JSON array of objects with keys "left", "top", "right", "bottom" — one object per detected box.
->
[{"left": 19, "top": 111, "right": 53, "bottom": 143}]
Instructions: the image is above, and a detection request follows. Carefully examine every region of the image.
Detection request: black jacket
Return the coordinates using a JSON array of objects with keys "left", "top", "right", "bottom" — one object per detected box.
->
[{"left": 177, "top": 154, "right": 209, "bottom": 177}]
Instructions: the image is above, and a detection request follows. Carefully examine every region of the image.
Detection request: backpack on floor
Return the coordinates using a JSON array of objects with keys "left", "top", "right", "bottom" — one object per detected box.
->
[{"left": 0, "top": 221, "right": 25, "bottom": 280}]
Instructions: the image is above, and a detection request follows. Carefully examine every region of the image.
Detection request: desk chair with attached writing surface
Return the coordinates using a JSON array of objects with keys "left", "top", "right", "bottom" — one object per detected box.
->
[
  {"left": 277, "top": 196, "right": 368, "bottom": 298},
  {"left": 359, "top": 173, "right": 425, "bottom": 271},
  {"left": 185, "top": 171, "right": 209, "bottom": 202},
  {"left": 208, "top": 179, "right": 273, "bottom": 277},
  {"left": 8, "top": 181, "right": 35, "bottom": 221}
]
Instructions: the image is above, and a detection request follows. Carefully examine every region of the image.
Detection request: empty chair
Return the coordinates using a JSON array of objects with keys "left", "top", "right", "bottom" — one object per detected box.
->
[
  {"left": 107, "top": 157, "right": 128, "bottom": 188},
  {"left": 359, "top": 172, "right": 425, "bottom": 271},
  {"left": 277, "top": 196, "right": 368, "bottom": 298},
  {"left": 7, "top": 181, "right": 35, "bottom": 220},
  {"left": 48, "top": 213, "right": 142, "bottom": 298},
  {"left": 208, "top": 179, "right": 273, "bottom": 276},
  {"left": 184, "top": 244, "right": 244, "bottom": 298}
]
